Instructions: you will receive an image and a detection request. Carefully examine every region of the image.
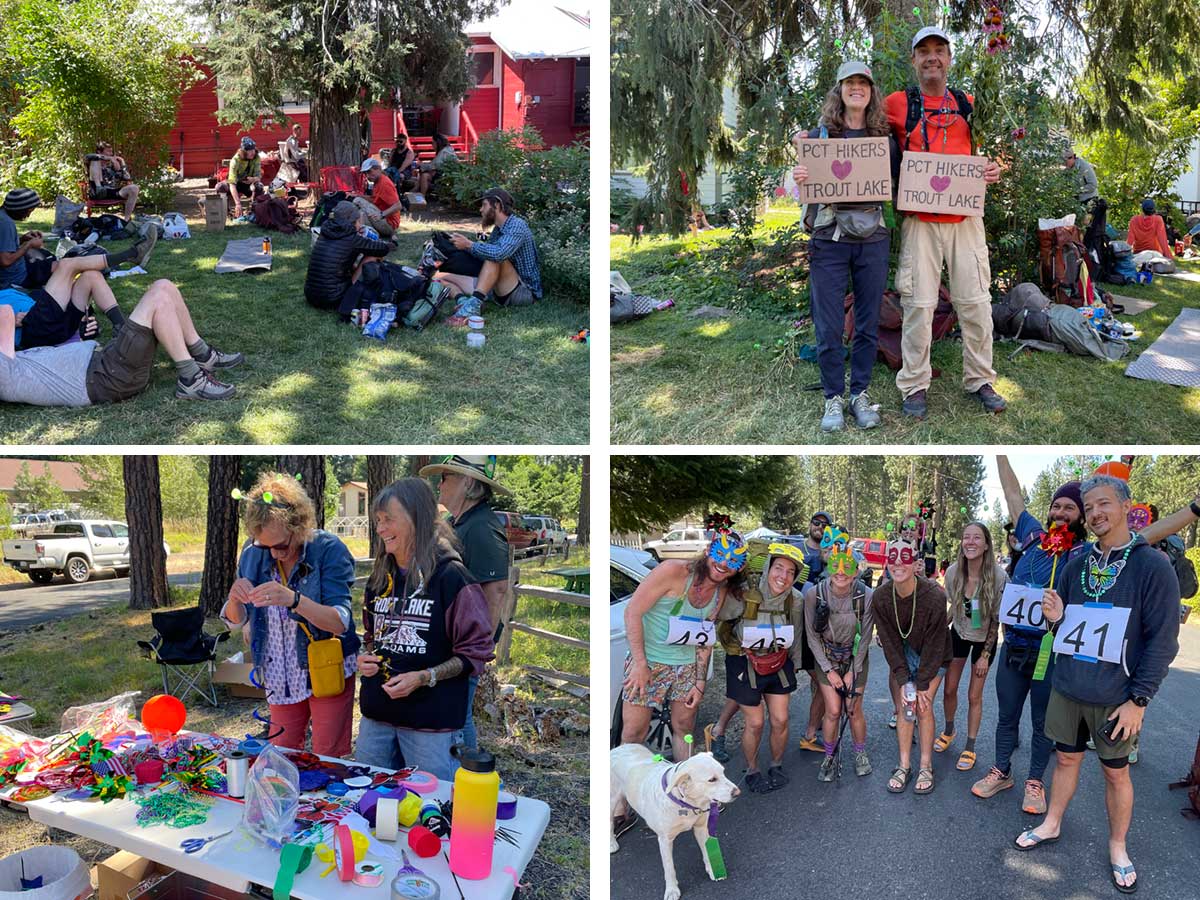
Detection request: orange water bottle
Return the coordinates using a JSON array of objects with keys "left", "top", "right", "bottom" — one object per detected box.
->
[
  {"left": 262, "top": 235, "right": 271, "bottom": 254},
  {"left": 448, "top": 749, "right": 500, "bottom": 879}
]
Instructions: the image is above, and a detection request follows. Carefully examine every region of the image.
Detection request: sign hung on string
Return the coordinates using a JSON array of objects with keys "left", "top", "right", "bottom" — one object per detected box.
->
[
  {"left": 790, "top": 137, "right": 892, "bottom": 204},
  {"left": 897, "top": 151, "right": 987, "bottom": 216},
  {"left": 666, "top": 616, "right": 714, "bottom": 648},
  {"left": 1052, "top": 603, "right": 1130, "bottom": 664},
  {"left": 999, "top": 584, "right": 1048, "bottom": 631}
]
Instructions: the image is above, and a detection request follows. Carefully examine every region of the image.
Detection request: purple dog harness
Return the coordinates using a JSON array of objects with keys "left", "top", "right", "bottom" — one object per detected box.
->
[{"left": 661, "top": 766, "right": 721, "bottom": 835}]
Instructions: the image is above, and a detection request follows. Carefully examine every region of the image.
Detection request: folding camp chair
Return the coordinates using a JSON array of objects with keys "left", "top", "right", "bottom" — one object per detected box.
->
[
  {"left": 320, "top": 165, "right": 360, "bottom": 195},
  {"left": 137, "top": 606, "right": 230, "bottom": 708}
]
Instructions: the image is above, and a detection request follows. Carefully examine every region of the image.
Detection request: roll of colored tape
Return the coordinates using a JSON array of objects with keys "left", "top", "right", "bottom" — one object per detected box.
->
[
  {"left": 418, "top": 803, "right": 440, "bottom": 823},
  {"left": 353, "top": 862, "right": 385, "bottom": 888},
  {"left": 399, "top": 770, "right": 438, "bottom": 794},
  {"left": 398, "top": 791, "right": 422, "bottom": 827},
  {"left": 497, "top": 790, "right": 518, "bottom": 820},
  {"left": 407, "top": 825, "right": 440, "bottom": 858},
  {"left": 273, "top": 843, "right": 313, "bottom": 900},
  {"left": 335, "top": 824, "right": 356, "bottom": 881},
  {"left": 375, "top": 796, "right": 399, "bottom": 841},
  {"left": 356, "top": 789, "right": 382, "bottom": 826}
]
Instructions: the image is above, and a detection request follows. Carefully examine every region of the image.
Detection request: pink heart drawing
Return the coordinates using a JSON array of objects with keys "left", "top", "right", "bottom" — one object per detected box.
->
[
  {"left": 930, "top": 175, "right": 951, "bottom": 192},
  {"left": 832, "top": 160, "right": 853, "bottom": 180}
]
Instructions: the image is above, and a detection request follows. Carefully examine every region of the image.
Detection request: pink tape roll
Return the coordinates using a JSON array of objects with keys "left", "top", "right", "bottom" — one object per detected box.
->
[{"left": 399, "top": 770, "right": 438, "bottom": 795}]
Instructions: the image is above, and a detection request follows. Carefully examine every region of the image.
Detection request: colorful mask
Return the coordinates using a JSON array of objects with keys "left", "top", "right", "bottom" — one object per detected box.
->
[
  {"left": 820, "top": 525, "right": 849, "bottom": 550},
  {"left": 1127, "top": 503, "right": 1152, "bottom": 531},
  {"left": 886, "top": 538, "right": 918, "bottom": 567},
  {"left": 828, "top": 547, "right": 859, "bottom": 576},
  {"left": 708, "top": 532, "right": 747, "bottom": 571}
]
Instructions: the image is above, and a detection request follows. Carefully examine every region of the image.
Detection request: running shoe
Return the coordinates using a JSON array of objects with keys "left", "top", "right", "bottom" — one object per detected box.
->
[
  {"left": 854, "top": 751, "right": 872, "bottom": 776},
  {"left": 197, "top": 346, "right": 244, "bottom": 372},
  {"left": 971, "top": 766, "right": 1014, "bottom": 799},
  {"left": 818, "top": 756, "right": 837, "bottom": 782},
  {"left": 1022, "top": 779, "right": 1047, "bottom": 815},
  {"left": 175, "top": 371, "right": 235, "bottom": 401}
]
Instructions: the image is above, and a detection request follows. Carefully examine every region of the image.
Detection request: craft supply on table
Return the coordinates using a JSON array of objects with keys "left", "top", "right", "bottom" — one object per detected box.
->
[
  {"left": 497, "top": 791, "right": 518, "bottom": 820},
  {"left": 374, "top": 797, "right": 400, "bottom": 841},
  {"left": 354, "top": 861, "right": 385, "bottom": 888},
  {"left": 180, "top": 829, "right": 233, "bottom": 854},
  {"left": 448, "top": 748, "right": 500, "bottom": 879},
  {"left": 134, "top": 759, "right": 165, "bottom": 786},
  {"left": 225, "top": 750, "right": 249, "bottom": 798},
  {"left": 135, "top": 787, "right": 213, "bottom": 828},
  {"left": 344, "top": 775, "right": 373, "bottom": 789},
  {"left": 326, "top": 781, "right": 350, "bottom": 797},
  {"left": 400, "top": 771, "right": 438, "bottom": 795},
  {"left": 390, "top": 851, "right": 441, "bottom": 899},
  {"left": 407, "top": 825, "right": 440, "bottom": 858}
]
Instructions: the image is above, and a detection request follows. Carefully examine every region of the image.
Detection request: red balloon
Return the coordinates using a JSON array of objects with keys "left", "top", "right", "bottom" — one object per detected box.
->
[
  {"left": 1094, "top": 461, "right": 1131, "bottom": 482},
  {"left": 141, "top": 694, "right": 186, "bottom": 736}
]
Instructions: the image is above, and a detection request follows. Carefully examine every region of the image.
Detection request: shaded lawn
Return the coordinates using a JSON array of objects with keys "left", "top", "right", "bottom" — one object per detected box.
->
[
  {"left": 610, "top": 224, "right": 1200, "bottom": 445},
  {"left": 0, "top": 206, "right": 588, "bottom": 444}
]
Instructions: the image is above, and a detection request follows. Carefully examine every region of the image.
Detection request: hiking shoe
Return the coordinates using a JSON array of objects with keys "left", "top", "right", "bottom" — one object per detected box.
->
[
  {"left": 849, "top": 391, "right": 881, "bottom": 429},
  {"left": 971, "top": 383, "right": 1007, "bottom": 413},
  {"left": 1022, "top": 779, "right": 1047, "bottom": 814},
  {"left": 175, "top": 371, "right": 236, "bottom": 401},
  {"left": 818, "top": 756, "right": 837, "bottom": 782},
  {"left": 855, "top": 751, "right": 872, "bottom": 777},
  {"left": 971, "top": 766, "right": 1015, "bottom": 799},
  {"left": 1129, "top": 745, "right": 1138, "bottom": 765},
  {"left": 130, "top": 222, "right": 158, "bottom": 268},
  {"left": 820, "top": 396, "right": 845, "bottom": 432},
  {"left": 888, "top": 712, "right": 897, "bottom": 729},
  {"left": 710, "top": 731, "right": 730, "bottom": 764},
  {"left": 197, "top": 346, "right": 244, "bottom": 372},
  {"left": 902, "top": 389, "right": 928, "bottom": 419}
]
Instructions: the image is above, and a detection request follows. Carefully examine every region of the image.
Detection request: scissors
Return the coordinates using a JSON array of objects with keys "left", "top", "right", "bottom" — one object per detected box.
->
[{"left": 181, "top": 830, "right": 233, "bottom": 853}]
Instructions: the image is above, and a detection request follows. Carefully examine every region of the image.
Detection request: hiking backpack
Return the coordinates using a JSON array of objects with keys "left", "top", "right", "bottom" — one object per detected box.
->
[
  {"left": 902, "top": 86, "right": 974, "bottom": 152},
  {"left": 309, "top": 190, "right": 348, "bottom": 229},
  {"left": 1158, "top": 536, "right": 1199, "bottom": 602},
  {"left": 1038, "top": 225, "right": 1095, "bottom": 307}
]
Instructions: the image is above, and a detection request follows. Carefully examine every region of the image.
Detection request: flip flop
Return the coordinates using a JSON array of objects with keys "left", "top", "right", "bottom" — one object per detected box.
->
[
  {"left": 1110, "top": 863, "right": 1137, "bottom": 894},
  {"left": 957, "top": 749, "right": 977, "bottom": 771},
  {"left": 612, "top": 811, "right": 640, "bottom": 839},
  {"left": 887, "top": 766, "right": 910, "bottom": 793},
  {"left": 933, "top": 732, "right": 955, "bottom": 752},
  {"left": 767, "top": 765, "right": 789, "bottom": 790},
  {"left": 1013, "top": 829, "right": 1060, "bottom": 851},
  {"left": 746, "top": 771, "right": 771, "bottom": 794},
  {"left": 914, "top": 766, "right": 935, "bottom": 795}
]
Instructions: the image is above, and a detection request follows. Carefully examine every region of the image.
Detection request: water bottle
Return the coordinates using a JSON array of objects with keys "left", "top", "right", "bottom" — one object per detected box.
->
[
  {"left": 903, "top": 681, "right": 917, "bottom": 722},
  {"left": 448, "top": 748, "right": 500, "bottom": 879}
]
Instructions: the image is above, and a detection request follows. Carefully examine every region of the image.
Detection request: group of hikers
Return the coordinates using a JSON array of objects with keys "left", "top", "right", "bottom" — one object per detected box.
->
[{"left": 617, "top": 456, "right": 1195, "bottom": 893}]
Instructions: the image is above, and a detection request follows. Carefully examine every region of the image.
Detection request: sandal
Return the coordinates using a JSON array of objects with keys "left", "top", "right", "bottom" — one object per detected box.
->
[
  {"left": 1013, "top": 829, "right": 1060, "bottom": 851},
  {"left": 887, "top": 766, "right": 911, "bottom": 793},
  {"left": 767, "top": 765, "right": 789, "bottom": 790},
  {"left": 914, "top": 766, "right": 935, "bottom": 794},
  {"left": 956, "top": 749, "right": 977, "bottom": 771},
  {"left": 745, "top": 770, "right": 771, "bottom": 794},
  {"left": 933, "top": 732, "right": 955, "bottom": 753},
  {"left": 1110, "top": 863, "right": 1137, "bottom": 894}
]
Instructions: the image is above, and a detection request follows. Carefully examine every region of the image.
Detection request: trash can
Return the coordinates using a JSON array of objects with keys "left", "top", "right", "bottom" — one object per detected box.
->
[{"left": 0, "top": 847, "right": 90, "bottom": 900}]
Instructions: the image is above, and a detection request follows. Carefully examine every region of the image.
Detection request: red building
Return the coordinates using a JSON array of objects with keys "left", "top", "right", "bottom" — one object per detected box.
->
[{"left": 168, "top": 1, "right": 589, "bottom": 179}]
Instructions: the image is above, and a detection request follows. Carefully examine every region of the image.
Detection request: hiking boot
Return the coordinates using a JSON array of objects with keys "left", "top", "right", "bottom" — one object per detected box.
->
[
  {"left": 849, "top": 391, "right": 881, "bottom": 429},
  {"left": 197, "top": 346, "right": 244, "bottom": 372},
  {"left": 971, "top": 766, "right": 1015, "bottom": 799},
  {"left": 820, "top": 396, "right": 845, "bottom": 433},
  {"left": 130, "top": 222, "right": 158, "bottom": 268},
  {"left": 970, "top": 383, "right": 1007, "bottom": 413},
  {"left": 711, "top": 732, "right": 730, "bottom": 764},
  {"left": 902, "top": 389, "right": 928, "bottom": 419},
  {"left": 175, "top": 371, "right": 236, "bottom": 401},
  {"left": 1022, "top": 779, "right": 1047, "bottom": 814},
  {"left": 855, "top": 751, "right": 872, "bottom": 776},
  {"left": 818, "top": 755, "right": 837, "bottom": 782}
]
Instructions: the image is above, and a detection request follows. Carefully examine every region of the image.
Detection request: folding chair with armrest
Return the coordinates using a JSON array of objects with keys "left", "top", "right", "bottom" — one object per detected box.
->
[{"left": 136, "top": 605, "right": 230, "bottom": 708}]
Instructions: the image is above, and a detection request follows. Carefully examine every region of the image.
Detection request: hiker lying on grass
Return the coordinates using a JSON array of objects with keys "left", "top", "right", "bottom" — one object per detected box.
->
[
  {"left": 0, "top": 272, "right": 243, "bottom": 406},
  {"left": 304, "top": 201, "right": 396, "bottom": 315},
  {"left": 0, "top": 254, "right": 130, "bottom": 351},
  {"left": 433, "top": 187, "right": 543, "bottom": 318}
]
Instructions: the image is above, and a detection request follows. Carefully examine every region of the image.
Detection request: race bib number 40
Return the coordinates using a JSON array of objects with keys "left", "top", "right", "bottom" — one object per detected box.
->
[
  {"left": 999, "top": 584, "right": 1048, "bottom": 631},
  {"left": 665, "top": 616, "right": 714, "bottom": 648},
  {"left": 741, "top": 623, "right": 795, "bottom": 652},
  {"left": 1052, "top": 604, "right": 1131, "bottom": 664}
]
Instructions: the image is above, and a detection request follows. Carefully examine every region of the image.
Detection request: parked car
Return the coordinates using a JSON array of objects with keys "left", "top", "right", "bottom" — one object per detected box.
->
[
  {"left": 10, "top": 511, "right": 69, "bottom": 536},
  {"left": 642, "top": 527, "right": 713, "bottom": 561},
  {"left": 2, "top": 520, "right": 170, "bottom": 584},
  {"left": 495, "top": 510, "right": 537, "bottom": 555},
  {"left": 851, "top": 537, "right": 888, "bottom": 569},
  {"left": 610, "top": 545, "right": 658, "bottom": 744},
  {"left": 524, "top": 515, "right": 569, "bottom": 554}
]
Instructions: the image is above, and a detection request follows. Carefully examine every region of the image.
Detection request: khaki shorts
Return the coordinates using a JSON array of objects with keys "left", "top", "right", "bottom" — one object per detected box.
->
[
  {"left": 496, "top": 279, "right": 535, "bottom": 307},
  {"left": 85, "top": 319, "right": 157, "bottom": 404},
  {"left": 815, "top": 659, "right": 869, "bottom": 689},
  {"left": 1043, "top": 688, "right": 1137, "bottom": 761},
  {"left": 621, "top": 655, "right": 697, "bottom": 708}
]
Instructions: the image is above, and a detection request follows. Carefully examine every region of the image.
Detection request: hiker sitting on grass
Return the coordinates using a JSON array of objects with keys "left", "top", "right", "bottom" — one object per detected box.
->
[
  {"left": 304, "top": 201, "right": 395, "bottom": 316},
  {"left": 217, "top": 137, "right": 263, "bottom": 220},
  {"left": 1126, "top": 199, "right": 1176, "bottom": 271},
  {"left": 86, "top": 142, "right": 140, "bottom": 221},
  {"left": 0, "top": 262, "right": 243, "bottom": 406},
  {"left": 434, "top": 188, "right": 543, "bottom": 318},
  {"left": 354, "top": 158, "right": 403, "bottom": 238},
  {"left": 0, "top": 250, "right": 131, "bottom": 350},
  {"left": 0, "top": 188, "right": 157, "bottom": 291}
]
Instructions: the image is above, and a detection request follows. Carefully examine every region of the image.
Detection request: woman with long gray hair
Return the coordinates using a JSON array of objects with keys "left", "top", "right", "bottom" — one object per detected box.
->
[{"left": 354, "top": 477, "right": 494, "bottom": 778}]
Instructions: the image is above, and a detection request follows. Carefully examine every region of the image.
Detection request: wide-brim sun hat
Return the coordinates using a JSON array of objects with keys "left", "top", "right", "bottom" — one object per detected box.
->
[
  {"left": 418, "top": 455, "right": 511, "bottom": 495},
  {"left": 836, "top": 61, "right": 875, "bottom": 85}
]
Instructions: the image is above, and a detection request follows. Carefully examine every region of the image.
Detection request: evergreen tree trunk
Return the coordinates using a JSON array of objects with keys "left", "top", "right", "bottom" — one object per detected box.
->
[
  {"left": 309, "top": 86, "right": 362, "bottom": 171},
  {"left": 408, "top": 455, "right": 432, "bottom": 477},
  {"left": 576, "top": 456, "right": 590, "bottom": 547},
  {"left": 124, "top": 456, "right": 169, "bottom": 610},
  {"left": 367, "top": 456, "right": 396, "bottom": 558},
  {"left": 277, "top": 456, "right": 326, "bottom": 529},
  {"left": 200, "top": 456, "right": 242, "bottom": 616}
]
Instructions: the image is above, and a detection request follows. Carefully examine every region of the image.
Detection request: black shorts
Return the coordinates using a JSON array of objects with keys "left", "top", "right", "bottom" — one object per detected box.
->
[
  {"left": 439, "top": 249, "right": 484, "bottom": 278},
  {"left": 220, "top": 182, "right": 254, "bottom": 198},
  {"left": 85, "top": 319, "right": 157, "bottom": 404},
  {"left": 91, "top": 185, "right": 122, "bottom": 201},
  {"left": 22, "top": 255, "right": 53, "bottom": 290},
  {"left": 725, "top": 653, "right": 798, "bottom": 706},
  {"left": 18, "top": 289, "right": 85, "bottom": 349},
  {"left": 950, "top": 626, "right": 994, "bottom": 665}
]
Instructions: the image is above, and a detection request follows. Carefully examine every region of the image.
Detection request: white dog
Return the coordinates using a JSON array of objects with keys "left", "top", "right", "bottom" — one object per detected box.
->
[{"left": 610, "top": 744, "right": 740, "bottom": 900}]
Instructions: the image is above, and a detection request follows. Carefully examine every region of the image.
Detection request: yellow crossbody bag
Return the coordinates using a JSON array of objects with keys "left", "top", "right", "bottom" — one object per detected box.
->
[{"left": 276, "top": 561, "right": 345, "bottom": 698}]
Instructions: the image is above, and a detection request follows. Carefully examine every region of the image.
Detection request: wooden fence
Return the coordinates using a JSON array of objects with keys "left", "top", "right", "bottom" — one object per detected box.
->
[{"left": 496, "top": 562, "right": 589, "bottom": 697}]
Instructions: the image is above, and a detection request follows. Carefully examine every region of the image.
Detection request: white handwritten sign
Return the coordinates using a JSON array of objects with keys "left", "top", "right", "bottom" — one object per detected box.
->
[
  {"left": 999, "top": 584, "right": 1048, "bottom": 631},
  {"left": 791, "top": 137, "right": 892, "bottom": 205},
  {"left": 741, "top": 623, "right": 795, "bottom": 652},
  {"left": 896, "top": 151, "right": 987, "bottom": 216},
  {"left": 665, "top": 616, "right": 714, "bottom": 648},
  {"left": 1052, "top": 604, "right": 1130, "bottom": 665}
]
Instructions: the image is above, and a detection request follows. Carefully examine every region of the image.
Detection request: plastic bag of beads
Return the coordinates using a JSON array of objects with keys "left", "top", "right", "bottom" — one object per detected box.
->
[
  {"left": 241, "top": 743, "right": 299, "bottom": 848},
  {"left": 60, "top": 691, "right": 141, "bottom": 738}
]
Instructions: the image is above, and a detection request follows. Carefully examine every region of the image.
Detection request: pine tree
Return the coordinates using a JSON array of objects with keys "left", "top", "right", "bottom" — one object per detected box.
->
[
  {"left": 123, "top": 456, "right": 169, "bottom": 610},
  {"left": 200, "top": 456, "right": 242, "bottom": 616}
]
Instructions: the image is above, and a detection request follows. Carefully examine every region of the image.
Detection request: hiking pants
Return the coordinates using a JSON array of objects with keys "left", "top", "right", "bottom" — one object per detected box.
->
[
  {"left": 351, "top": 196, "right": 395, "bottom": 238},
  {"left": 895, "top": 215, "right": 996, "bottom": 397},
  {"left": 993, "top": 643, "right": 1055, "bottom": 782},
  {"left": 809, "top": 236, "right": 888, "bottom": 398}
]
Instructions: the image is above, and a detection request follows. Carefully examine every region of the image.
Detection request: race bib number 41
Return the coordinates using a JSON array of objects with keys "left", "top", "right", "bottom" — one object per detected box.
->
[
  {"left": 999, "top": 584, "right": 1048, "bottom": 631},
  {"left": 665, "top": 616, "right": 714, "bottom": 648},
  {"left": 1052, "top": 603, "right": 1131, "bottom": 664},
  {"left": 741, "top": 623, "right": 795, "bottom": 652}
]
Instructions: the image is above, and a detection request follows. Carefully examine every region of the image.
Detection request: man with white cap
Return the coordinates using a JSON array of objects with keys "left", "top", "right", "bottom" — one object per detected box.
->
[
  {"left": 885, "top": 26, "right": 1005, "bottom": 421},
  {"left": 355, "top": 158, "right": 402, "bottom": 238},
  {"left": 419, "top": 454, "right": 511, "bottom": 749}
]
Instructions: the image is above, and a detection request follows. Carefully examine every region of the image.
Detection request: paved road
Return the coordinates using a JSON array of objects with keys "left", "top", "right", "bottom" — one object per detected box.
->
[
  {"left": 0, "top": 572, "right": 200, "bottom": 631},
  {"left": 611, "top": 624, "right": 1200, "bottom": 900}
]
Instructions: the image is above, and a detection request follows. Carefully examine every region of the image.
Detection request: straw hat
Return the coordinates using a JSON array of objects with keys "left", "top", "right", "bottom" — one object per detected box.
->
[{"left": 418, "top": 455, "right": 511, "bottom": 495}]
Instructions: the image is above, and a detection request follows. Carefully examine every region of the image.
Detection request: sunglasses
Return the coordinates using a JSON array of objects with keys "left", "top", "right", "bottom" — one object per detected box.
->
[{"left": 253, "top": 536, "right": 293, "bottom": 552}]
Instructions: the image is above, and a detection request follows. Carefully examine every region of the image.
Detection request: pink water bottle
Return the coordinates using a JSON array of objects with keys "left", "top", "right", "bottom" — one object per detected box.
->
[{"left": 448, "top": 749, "right": 500, "bottom": 879}]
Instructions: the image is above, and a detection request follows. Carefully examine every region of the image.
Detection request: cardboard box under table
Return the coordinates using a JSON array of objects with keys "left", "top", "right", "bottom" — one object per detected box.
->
[{"left": 25, "top": 749, "right": 550, "bottom": 900}]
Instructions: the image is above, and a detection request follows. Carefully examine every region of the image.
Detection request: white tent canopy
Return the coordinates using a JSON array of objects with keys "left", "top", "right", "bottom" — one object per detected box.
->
[
  {"left": 744, "top": 527, "right": 784, "bottom": 540},
  {"left": 467, "top": 0, "right": 590, "bottom": 59}
]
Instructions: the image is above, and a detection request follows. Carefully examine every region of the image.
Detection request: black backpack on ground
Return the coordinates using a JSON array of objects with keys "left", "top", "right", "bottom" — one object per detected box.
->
[
  {"left": 310, "top": 191, "right": 349, "bottom": 229},
  {"left": 342, "top": 260, "right": 432, "bottom": 318}
]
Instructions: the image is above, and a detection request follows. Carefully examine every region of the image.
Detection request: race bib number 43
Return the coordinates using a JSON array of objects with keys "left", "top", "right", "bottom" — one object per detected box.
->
[
  {"left": 665, "top": 616, "right": 714, "bottom": 648},
  {"left": 1052, "top": 604, "right": 1131, "bottom": 664},
  {"left": 741, "top": 623, "right": 795, "bottom": 652},
  {"left": 999, "top": 584, "right": 1047, "bottom": 631}
]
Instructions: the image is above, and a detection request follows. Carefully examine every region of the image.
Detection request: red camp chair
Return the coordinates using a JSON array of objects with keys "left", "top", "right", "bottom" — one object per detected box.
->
[
  {"left": 320, "top": 166, "right": 360, "bottom": 195},
  {"left": 79, "top": 181, "right": 124, "bottom": 218}
]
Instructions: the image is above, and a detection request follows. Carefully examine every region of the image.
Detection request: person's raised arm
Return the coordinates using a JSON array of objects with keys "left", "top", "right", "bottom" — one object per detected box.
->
[
  {"left": 1139, "top": 493, "right": 1200, "bottom": 546},
  {"left": 996, "top": 455, "right": 1026, "bottom": 522}
]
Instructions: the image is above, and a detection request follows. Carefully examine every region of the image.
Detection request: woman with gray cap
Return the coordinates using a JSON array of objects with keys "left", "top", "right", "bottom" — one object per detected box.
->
[
  {"left": 303, "top": 200, "right": 395, "bottom": 315},
  {"left": 792, "top": 61, "right": 900, "bottom": 434}
]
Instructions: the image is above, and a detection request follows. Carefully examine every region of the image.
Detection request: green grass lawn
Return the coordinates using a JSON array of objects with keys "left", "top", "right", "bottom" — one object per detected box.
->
[
  {"left": 611, "top": 220, "right": 1200, "bottom": 444},
  {"left": 0, "top": 206, "right": 589, "bottom": 444}
]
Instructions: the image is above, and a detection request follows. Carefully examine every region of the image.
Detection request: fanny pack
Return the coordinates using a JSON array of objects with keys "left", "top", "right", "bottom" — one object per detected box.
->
[
  {"left": 1004, "top": 641, "right": 1039, "bottom": 677},
  {"left": 749, "top": 648, "right": 789, "bottom": 676},
  {"left": 298, "top": 621, "right": 345, "bottom": 698}
]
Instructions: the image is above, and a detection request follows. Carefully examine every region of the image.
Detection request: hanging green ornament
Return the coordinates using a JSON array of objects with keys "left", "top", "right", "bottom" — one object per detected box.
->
[{"left": 262, "top": 491, "right": 274, "bottom": 503}]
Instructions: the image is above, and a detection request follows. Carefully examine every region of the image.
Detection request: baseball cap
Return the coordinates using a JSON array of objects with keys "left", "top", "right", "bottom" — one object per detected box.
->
[
  {"left": 836, "top": 61, "right": 875, "bottom": 84},
  {"left": 1062, "top": 147, "right": 1077, "bottom": 160},
  {"left": 360, "top": 158, "right": 381, "bottom": 173},
  {"left": 811, "top": 511, "right": 832, "bottom": 525},
  {"left": 911, "top": 26, "right": 952, "bottom": 51},
  {"left": 331, "top": 201, "right": 360, "bottom": 225},
  {"left": 240, "top": 136, "right": 257, "bottom": 151},
  {"left": 478, "top": 187, "right": 514, "bottom": 209}
]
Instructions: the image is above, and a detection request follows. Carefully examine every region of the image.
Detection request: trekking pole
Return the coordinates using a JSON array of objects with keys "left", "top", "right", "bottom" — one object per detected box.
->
[{"left": 831, "top": 682, "right": 860, "bottom": 783}]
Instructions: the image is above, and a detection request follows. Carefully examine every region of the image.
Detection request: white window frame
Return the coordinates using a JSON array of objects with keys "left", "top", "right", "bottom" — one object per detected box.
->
[{"left": 468, "top": 44, "right": 502, "bottom": 88}]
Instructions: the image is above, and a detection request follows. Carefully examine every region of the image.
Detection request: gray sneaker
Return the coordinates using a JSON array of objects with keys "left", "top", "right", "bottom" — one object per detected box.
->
[
  {"left": 820, "top": 396, "right": 845, "bottom": 433},
  {"left": 198, "top": 346, "right": 245, "bottom": 372},
  {"left": 130, "top": 222, "right": 158, "bottom": 268},
  {"left": 848, "top": 391, "right": 881, "bottom": 429},
  {"left": 855, "top": 751, "right": 872, "bottom": 776},
  {"left": 175, "top": 370, "right": 236, "bottom": 401},
  {"left": 818, "top": 755, "right": 837, "bottom": 782}
]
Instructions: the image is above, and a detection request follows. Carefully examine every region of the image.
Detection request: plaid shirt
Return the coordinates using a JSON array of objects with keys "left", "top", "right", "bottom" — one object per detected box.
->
[{"left": 467, "top": 214, "right": 543, "bottom": 299}]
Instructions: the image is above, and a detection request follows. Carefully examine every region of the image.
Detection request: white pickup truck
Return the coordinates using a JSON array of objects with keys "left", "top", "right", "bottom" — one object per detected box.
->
[{"left": 2, "top": 520, "right": 168, "bottom": 585}]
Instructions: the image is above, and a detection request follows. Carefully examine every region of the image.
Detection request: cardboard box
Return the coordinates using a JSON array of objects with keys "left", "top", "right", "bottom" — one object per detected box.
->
[
  {"left": 96, "top": 850, "right": 173, "bottom": 900},
  {"left": 128, "top": 870, "right": 253, "bottom": 900},
  {"left": 213, "top": 653, "right": 265, "bottom": 699},
  {"left": 203, "top": 193, "right": 226, "bottom": 231}
]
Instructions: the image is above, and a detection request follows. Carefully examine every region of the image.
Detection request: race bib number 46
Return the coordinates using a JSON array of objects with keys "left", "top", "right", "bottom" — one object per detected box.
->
[
  {"left": 665, "top": 616, "right": 714, "bottom": 648},
  {"left": 1052, "top": 604, "right": 1131, "bottom": 664},
  {"left": 1000, "top": 583, "right": 1048, "bottom": 631},
  {"left": 741, "top": 623, "right": 795, "bottom": 652}
]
